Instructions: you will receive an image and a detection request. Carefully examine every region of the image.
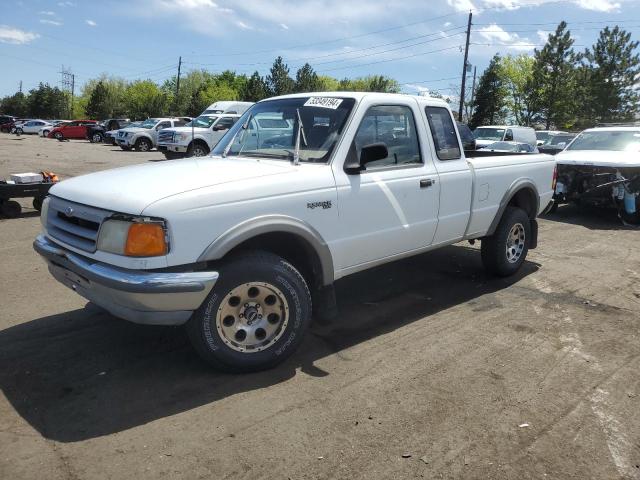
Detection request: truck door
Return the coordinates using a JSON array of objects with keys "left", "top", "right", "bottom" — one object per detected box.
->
[
  {"left": 423, "top": 106, "right": 473, "bottom": 244},
  {"left": 153, "top": 121, "right": 172, "bottom": 143},
  {"left": 210, "top": 116, "right": 236, "bottom": 146},
  {"left": 332, "top": 98, "right": 440, "bottom": 272}
]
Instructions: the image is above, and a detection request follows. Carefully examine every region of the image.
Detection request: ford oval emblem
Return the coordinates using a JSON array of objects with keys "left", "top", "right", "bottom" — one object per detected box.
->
[{"left": 64, "top": 206, "right": 74, "bottom": 216}]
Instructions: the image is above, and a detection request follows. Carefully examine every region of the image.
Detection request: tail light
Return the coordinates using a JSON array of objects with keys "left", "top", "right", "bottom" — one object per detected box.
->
[{"left": 552, "top": 165, "right": 558, "bottom": 191}]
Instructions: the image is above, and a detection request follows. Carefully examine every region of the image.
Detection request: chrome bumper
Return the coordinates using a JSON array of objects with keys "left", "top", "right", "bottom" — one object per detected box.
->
[{"left": 33, "top": 235, "right": 218, "bottom": 325}]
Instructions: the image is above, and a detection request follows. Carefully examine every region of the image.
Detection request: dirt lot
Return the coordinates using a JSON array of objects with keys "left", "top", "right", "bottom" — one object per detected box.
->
[{"left": 0, "top": 134, "right": 639, "bottom": 480}]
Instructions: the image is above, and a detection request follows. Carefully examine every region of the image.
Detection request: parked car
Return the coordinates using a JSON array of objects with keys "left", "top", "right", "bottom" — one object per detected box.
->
[
  {"left": 201, "top": 101, "right": 253, "bottom": 116},
  {"left": 47, "top": 120, "right": 97, "bottom": 140},
  {"left": 474, "top": 125, "right": 537, "bottom": 148},
  {"left": 0, "top": 115, "right": 15, "bottom": 132},
  {"left": 34, "top": 92, "right": 555, "bottom": 371},
  {"left": 538, "top": 133, "right": 576, "bottom": 155},
  {"left": 39, "top": 120, "right": 68, "bottom": 137},
  {"left": 116, "top": 118, "right": 189, "bottom": 151},
  {"left": 104, "top": 121, "right": 139, "bottom": 145},
  {"left": 478, "top": 141, "right": 538, "bottom": 153},
  {"left": 456, "top": 122, "right": 476, "bottom": 150},
  {"left": 157, "top": 114, "right": 242, "bottom": 159},
  {"left": 552, "top": 127, "right": 640, "bottom": 222},
  {"left": 535, "top": 130, "right": 568, "bottom": 146},
  {"left": 86, "top": 118, "right": 132, "bottom": 143},
  {"left": 15, "top": 119, "right": 53, "bottom": 135}
]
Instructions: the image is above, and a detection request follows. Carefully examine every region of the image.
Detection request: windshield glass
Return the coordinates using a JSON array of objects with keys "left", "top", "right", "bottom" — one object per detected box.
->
[
  {"left": 474, "top": 127, "right": 505, "bottom": 141},
  {"left": 545, "top": 134, "right": 573, "bottom": 146},
  {"left": 567, "top": 130, "right": 640, "bottom": 152},
  {"left": 213, "top": 96, "right": 356, "bottom": 162},
  {"left": 186, "top": 115, "right": 218, "bottom": 128},
  {"left": 483, "top": 141, "right": 519, "bottom": 151},
  {"left": 536, "top": 131, "right": 550, "bottom": 142},
  {"left": 140, "top": 119, "right": 158, "bottom": 129}
]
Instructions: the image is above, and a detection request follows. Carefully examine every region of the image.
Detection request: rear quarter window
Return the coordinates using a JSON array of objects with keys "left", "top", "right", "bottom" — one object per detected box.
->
[{"left": 425, "top": 107, "right": 461, "bottom": 160}]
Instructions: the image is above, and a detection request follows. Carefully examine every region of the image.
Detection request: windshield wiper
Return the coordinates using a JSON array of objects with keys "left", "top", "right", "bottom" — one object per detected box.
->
[
  {"left": 222, "top": 113, "right": 253, "bottom": 158},
  {"left": 293, "top": 108, "right": 307, "bottom": 165}
]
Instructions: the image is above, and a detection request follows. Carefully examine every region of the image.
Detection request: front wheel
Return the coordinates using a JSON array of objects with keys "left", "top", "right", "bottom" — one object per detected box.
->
[
  {"left": 135, "top": 137, "right": 152, "bottom": 152},
  {"left": 15, "top": 128, "right": 23, "bottom": 135},
  {"left": 91, "top": 132, "right": 103, "bottom": 143},
  {"left": 481, "top": 206, "right": 531, "bottom": 277},
  {"left": 187, "top": 142, "right": 209, "bottom": 157},
  {"left": 187, "top": 251, "right": 312, "bottom": 372},
  {"left": 54, "top": 132, "right": 63, "bottom": 140}
]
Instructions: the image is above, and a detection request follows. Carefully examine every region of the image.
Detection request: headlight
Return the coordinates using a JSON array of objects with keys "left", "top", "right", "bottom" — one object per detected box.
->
[
  {"left": 40, "top": 197, "right": 50, "bottom": 227},
  {"left": 178, "top": 133, "right": 190, "bottom": 141},
  {"left": 97, "top": 218, "right": 168, "bottom": 257}
]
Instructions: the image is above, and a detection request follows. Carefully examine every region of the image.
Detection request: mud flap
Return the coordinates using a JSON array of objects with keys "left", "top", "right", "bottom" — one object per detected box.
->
[{"left": 529, "top": 219, "right": 538, "bottom": 250}]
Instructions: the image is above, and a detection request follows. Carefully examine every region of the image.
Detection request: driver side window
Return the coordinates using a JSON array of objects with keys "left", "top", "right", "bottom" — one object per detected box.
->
[
  {"left": 353, "top": 105, "right": 421, "bottom": 169},
  {"left": 504, "top": 129, "right": 514, "bottom": 141}
]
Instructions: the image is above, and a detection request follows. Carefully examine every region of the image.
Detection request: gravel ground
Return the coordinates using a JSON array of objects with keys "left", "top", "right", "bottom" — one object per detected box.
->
[{"left": 0, "top": 134, "right": 639, "bottom": 480}]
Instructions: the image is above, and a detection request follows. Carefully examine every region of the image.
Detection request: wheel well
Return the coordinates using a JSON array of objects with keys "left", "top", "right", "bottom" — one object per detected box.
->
[
  {"left": 190, "top": 139, "right": 210, "bottom": 152},
  {"left": 507, "top": 187, "right": 537, "bottom": 218},
  {"left": 222, "top": 232, "right": 324, "bottom": 291}
]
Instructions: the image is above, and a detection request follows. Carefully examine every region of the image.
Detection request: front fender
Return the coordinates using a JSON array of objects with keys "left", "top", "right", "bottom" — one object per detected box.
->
[{"left": 197, "top": 214, "right": 334, "bottom": 285}]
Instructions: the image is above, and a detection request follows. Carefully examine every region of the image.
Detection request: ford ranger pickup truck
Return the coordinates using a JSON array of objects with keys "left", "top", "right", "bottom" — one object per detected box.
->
[
  {"left": 157, "top": 114, "right": 241, "bottom": 159},
  {"left": 34, "top": 92, "right": 556, "bottom": 372}
]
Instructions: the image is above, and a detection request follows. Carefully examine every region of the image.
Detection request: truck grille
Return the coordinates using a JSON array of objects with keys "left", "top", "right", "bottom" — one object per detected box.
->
[
  {"left": 46, "top": 197, "right": 112, "bottom": 253},
  {"left": 158, "top": 130, "right": 174, "bottom": 144}
]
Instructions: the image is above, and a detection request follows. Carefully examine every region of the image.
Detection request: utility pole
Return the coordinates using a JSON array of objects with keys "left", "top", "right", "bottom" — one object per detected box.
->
[
  {"left": 71, "top": 74, "right": 75, "bottom": 117},
  {"left": 60, "top": 65, "right": 74, "bottom": 118},
  {"left": 468, "top": 65, "right": 477, "bottom": 120},
  {"left": 175, "top": 56, "right": 182, "bottom": 115},
  {"left": 18, "top": 80, "right": 22, "bottom": 93},
  {"left": 458, "top": 10, "right": 472, "bottom": 121}
]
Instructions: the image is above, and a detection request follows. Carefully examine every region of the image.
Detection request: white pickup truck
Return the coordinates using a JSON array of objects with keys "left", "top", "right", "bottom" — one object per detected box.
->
[
  {"left": 34, "top": 92, "right": 555, "bottom": 372},
  {"left": 116, "top": 117, "right": 189, "bottom": 152},
  {"left": 157, "top": 114, "right": 241, "bottom": 159}
]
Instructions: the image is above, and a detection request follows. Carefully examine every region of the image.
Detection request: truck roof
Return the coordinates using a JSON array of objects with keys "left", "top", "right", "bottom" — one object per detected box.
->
[
  {"left": 583, "top": 126, "right": 640, "bottom": 132},
  {"left": 263, "top": 91, "right": 450, "bottom": 108}
]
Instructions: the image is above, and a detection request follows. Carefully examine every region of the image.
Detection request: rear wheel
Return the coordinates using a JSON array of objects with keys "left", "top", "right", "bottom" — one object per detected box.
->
[
  {"left": 187, "top": 251, "right": 312, "bottom": 372},
  {"left": 1, "top": 200, "right": 22, "bottom": 218},
  {"left": 481, "top": 206, "right": 530, "bottom": 277},
  {"left": 91, "top": 132, "right": 104, "bottom": 143},
  {"left": 135, "top": 137, "right": 152, "bottom": 152}
]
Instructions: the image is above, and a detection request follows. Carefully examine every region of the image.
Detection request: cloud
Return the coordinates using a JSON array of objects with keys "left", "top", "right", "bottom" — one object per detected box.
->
[
  {"left": 57, "top": 1, "right": 74, "bottom": 6},
  {"left": 40, "top": 19, "right": 63, "bottom": 26},
  {"left": 38, "top": 11, "right": 55, "bottom": 15},
  {"left": 236, "top": 20, "right": 252, "bottom": 30},
  {"left": 537, "top": 30, "right": 551, "bottom": 43},
  {"left": 447, "top": 0, "right": 476, "bottom": 11},
  {"left": 280, "top": 23, "right": 289, "bottom": 30},
  {"left": 479, "top": 0, "right": 621, "bottom": 12},
  {"left": 476, "top": 23, "right": 535, "bottom": 50},
  {"left": 0, "top": 25, "right": 39, "bottom": 44},
  {"left": 86, "top": 19, "right": 97, "bottom": 26}
]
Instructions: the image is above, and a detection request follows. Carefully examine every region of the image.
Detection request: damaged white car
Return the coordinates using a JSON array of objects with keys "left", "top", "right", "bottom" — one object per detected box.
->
[{"left": 552, "top": 127, "right": 640, "bottom": 223}]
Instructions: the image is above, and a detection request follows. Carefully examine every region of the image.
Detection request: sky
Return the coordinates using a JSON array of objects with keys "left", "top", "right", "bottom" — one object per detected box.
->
[{"left": 0, "top": 0, "right": 639, "bottom": 100}]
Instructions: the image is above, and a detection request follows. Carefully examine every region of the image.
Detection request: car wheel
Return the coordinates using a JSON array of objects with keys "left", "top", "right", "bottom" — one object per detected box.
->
[
  {"left": 54, "top": 132, "right": 63, "bottom": 140},
  {"left": 1, "top": 200, "right": 22, "bottom": 218},
  {"left": 42, "top": 130, "right": 49, "bottom": 137},
  {"left": 32, "top": 197, "right": 44, "bottom": 212},
  {"left": 187, "top": 251, "right": 312, "bottom": 372},
  {"left": 91, "top": 132, "right": 104, "bottom": 143},
  {"left": 135, "top": 138, "right": 152, "bottom": 152},
  {"left": 188, "top": 143, "right": 209, "bottom": 157},
  {"left": 15, "top": 128, "right": 23, "bottom": 135},
  {"left": 481, "top": 206, "right": 530, "bottom": 277}
]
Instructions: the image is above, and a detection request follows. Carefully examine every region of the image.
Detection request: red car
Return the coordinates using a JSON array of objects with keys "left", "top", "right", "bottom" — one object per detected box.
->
[{"left": 47, "top": 120, "right": 97, "bottom": 140}]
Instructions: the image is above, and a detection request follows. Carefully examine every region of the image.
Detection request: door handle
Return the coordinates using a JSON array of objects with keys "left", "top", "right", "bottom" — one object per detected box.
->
[{"left": 420, "top": 178, "right": 435, "bottom": 188}]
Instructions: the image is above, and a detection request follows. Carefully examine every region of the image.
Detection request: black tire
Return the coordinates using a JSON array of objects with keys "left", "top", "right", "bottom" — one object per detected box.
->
[
  {"left": 42, "top": 130, "right": 50, "bottom": 137},
  {"left": 54, "top": 132, "right": 63, "bottom": 140},
  {"left": 187, "top": 251, "right": 312, "bottom": 372},
  {"left": 111, "top": 138, "right": 117, "bottom": 146},
  {"left": 135, "top": 137, "right": 152, "bottom": 152},
  {"left": 481, "top": 206, "right": 531, "bottom": 277},
  {"left": 15, "top": 128, "right": 23, "bottom": 135},
  {"left": 33, "top": 197, "right": 44, "bottom": 211},
  {"left": 91, "top": 132, "right": 104, "bottom": 143},
  {"left": 187, "top": 142, "right": 209, "bottom": 157},
  {"left": 163, "top": 151, "right": 186, "bottom": 160},
  {"left": 1, "top": 200, "right": 22, "bottom": 218}
]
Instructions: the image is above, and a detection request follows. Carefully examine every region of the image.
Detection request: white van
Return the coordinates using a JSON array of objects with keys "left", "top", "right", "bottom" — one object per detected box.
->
[
  {"left": 201, "top": 101, "right": 253, "bottom": 116},
  {"left": 473, "top": 125, "right": 537, "bottom": 148}
]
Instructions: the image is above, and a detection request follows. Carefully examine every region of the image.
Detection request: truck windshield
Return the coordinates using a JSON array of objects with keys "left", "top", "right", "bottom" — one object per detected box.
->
[
  {"left": 566, "top": 131, "right": 640, "bottom": 152},
  {"left": 186, "top": 116, "right": 218, "bottom": 128},
  {"left": 140, "top": 119, "right": 158, "bottom": 129},
  {"left": 474, "top": 128, "right": 505, "bottom": 141},
  {"left": 213, "top": 96, "right": 356, "bottom": 163}
]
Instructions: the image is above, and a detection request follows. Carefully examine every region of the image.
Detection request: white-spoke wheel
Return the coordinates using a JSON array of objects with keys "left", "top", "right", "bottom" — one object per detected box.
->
[
  {"left": 505, "top": 222, "right": 525, "bottom": 263},
  {"left": 216, "top": 282, "right": 289, "bottom": 353}
]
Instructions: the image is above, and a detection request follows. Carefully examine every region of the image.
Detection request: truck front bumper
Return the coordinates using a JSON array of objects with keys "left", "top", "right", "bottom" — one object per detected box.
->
[
  {"left": 158, "top": 143, "right": 188, "bottom": 153},
  {"left": 34, "top": 235, "right": 218, "bottom": 326}
]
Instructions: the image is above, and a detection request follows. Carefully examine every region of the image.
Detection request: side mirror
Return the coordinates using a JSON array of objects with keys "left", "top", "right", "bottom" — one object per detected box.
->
[
  {"left": 212, "top": 125, "right": 227, "bottom": 131},
  {"left": 344, "top": 143, "right": 388, "bottom": 173}
]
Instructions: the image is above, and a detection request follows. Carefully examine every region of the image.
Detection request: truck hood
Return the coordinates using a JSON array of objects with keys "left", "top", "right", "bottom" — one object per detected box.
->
[
  {"left": 50, "top": 156, "right": 297, "bottom": 214},
  {"left": 167, "top": 126, "right": 209, "bottom": 133},
  {"left": 556, "top": 150, "right": 640, "bottom": 168},
  {"left": 118, "top": 127, "right": 148, "bottom": 134}
]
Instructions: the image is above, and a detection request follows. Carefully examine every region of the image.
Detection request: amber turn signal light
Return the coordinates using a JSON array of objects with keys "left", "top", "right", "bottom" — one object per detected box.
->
[{"left": 124, "top": 223, "right": 167, "bottom": 257}]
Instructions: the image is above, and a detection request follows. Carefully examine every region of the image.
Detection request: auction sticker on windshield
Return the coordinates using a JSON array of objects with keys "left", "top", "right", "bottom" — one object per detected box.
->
[{"left": 304, "top": 97, "right": 343, "bottom": 109}]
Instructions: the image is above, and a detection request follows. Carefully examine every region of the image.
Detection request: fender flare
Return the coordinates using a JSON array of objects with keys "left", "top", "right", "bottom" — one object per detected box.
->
[
  {"left": 197, "top": 215, "right": 335, "bottom": 286},
  {"left": 486, "top": 179, "right": 539, "bottom": 237}
]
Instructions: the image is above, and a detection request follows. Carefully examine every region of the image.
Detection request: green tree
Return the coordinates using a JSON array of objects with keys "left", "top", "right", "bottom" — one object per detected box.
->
[
  {"left": 0, "top": 92, "right": 28, "bottom": 117},
  {"left": 124, "top": 80, "right": 169, "bottom": 119},
  {"left": 584, "top": 26, "right": 640, "bottom": 123},
  {"left": 295, "top": 63, "right": 320, "bottom": 92},
  {"left": 242, "top": 71, "right": 269, "bottom": 102},
  {"left": 470, "top": 54, "right": 506, "bottom": 128},
  {"left": 531, "top": 22, "right": 577, "bottom": 129},
  {"left": 266, "top": 56, "right": 295, "bottom": 96},
  {"left": 85, "top": 80, "right": 110, "bottom": 119},
  {"left": 499, "top": 54, "right": 537, "bottom": 126},
  {"left": 317, "top": 75, "right": 340, "bottom": 91},
  {"left": 27, "top": 83, "right": 68, "bottom": 119}
]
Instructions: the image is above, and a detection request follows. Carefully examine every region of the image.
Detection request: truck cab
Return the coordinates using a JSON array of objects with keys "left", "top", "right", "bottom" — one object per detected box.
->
[{"left": 157, "top": 114, "right": 241, "bottom": 159}]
